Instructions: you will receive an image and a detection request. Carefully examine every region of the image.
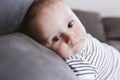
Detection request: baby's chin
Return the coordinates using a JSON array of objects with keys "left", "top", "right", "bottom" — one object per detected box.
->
[
  {"left": 62, "top": 43, "right": 85, "bottom": 59},
  {"left": 63, "top": 52, "right": 79, "bottom": 59},
  {"left": 62, "top": 51, "right": 73, "bottom": 59},
  {"left": 64, "top": 50, "right": 79, "bottom": 59},
  {"left": 74, "top": 45, "right": 83, "bottom": 54},
  {"left": 64, "top": 45, "right": 85, "bottom": 59}
]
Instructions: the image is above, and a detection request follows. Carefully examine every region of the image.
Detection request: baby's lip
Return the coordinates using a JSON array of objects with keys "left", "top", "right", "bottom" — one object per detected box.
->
[
  {"left": 72, "top": 42, "right": 80, "bottom": 54},
  {"left": 73, "top": 41, "right": 80, "bottom": 49},
  {"left": 73, "top": 39, "right": 83, "bottom": 50}
]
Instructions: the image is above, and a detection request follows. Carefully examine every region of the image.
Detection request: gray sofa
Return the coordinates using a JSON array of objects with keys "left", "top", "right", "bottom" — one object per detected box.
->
[
  {"left": 0, "top": 0, "right": 78, "bottom": 80},
  {"left": 0, "top": 0, "right": 120, "bottom": 80},
  {"left": 73, "top": 10, "right": 120, "bottom": 51}
]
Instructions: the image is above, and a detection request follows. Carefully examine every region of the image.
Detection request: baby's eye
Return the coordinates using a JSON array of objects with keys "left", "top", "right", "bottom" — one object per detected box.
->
[
  {"left": 68, "top": 20, "right": 74, "bottom": 28},
  {"left": 52, "top": 34, "right": 62, "bottom": 42}
]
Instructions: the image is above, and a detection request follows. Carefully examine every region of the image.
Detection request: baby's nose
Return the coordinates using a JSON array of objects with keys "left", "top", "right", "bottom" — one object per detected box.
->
[{"left": 64, "top": 33, "right": 78, "bottom": 45}]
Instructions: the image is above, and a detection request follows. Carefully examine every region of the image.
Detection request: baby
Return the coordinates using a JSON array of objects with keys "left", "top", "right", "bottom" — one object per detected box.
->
[{"left": 20, "top": 0, "right": 120, "bottom": 80}]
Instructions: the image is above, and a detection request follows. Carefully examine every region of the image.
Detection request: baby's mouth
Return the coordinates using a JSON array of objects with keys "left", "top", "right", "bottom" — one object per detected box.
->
[
  {"left": 73, "top": 42, "right": 80, "bottom": 50},
  {"left": 73, "top": 39, "right": 84, "bottom": 53}
]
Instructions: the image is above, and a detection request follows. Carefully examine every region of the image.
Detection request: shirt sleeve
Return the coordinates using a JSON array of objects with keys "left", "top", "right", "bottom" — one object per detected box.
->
[
  {"left": 80, "top": 33, "right": 120, "bottom": 80},
  {"left": 65, "top": 54, "right": 97, "bottom": 80}
]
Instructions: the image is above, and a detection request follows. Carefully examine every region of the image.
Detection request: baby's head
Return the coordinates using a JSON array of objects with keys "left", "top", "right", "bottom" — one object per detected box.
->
[{"left": 22, "top": 0, "right": 86, "bottom": 59}]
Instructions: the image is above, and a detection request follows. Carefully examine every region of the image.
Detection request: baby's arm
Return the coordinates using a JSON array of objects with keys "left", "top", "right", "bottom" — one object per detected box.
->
[{"left": 65, "top": 55, "right": 96, "bottom": 80}]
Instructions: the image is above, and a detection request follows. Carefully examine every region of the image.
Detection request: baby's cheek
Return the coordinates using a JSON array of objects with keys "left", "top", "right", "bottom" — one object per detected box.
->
[{"left": 52, "top": 43, "right": 70, "bottom": 59}]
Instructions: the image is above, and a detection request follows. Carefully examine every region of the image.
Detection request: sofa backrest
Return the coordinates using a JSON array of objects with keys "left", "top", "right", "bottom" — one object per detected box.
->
[
  {"left": 73, "top": 9, "right": 106, "bottom": 42},
  {"left": 102, "top": 17, "right": 120, "bottom": 40}
]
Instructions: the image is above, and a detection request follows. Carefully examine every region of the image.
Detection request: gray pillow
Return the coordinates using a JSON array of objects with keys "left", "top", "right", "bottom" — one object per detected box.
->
[
  {"left": 73, "top": 9, "right": 106, "bottom": 42},
  {"left": 0, "top": 0, "right": 33, "bottom": 35},
  {"left": 0, "top": 33, "right": 78, "bottom": 80}
]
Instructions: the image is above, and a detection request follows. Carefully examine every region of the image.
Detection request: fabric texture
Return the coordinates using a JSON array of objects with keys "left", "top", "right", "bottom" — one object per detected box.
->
[
  {"left": 73, "top": 10, "right": 106, "bottom": 42},
  {"left": 66, "top": 34, "right": 120, "bottom": 80},
  {"left": 0, "top": 0, "right": 34, "bottom": 35},
  {"left": 102, "top": 17, "right": 120, "bottom": 39},
  {"left": 0, "top": 33, "right": 78, "bottom": 80},
  {"left": 107, "top": 40, "right": 120, "bottom": 51}
]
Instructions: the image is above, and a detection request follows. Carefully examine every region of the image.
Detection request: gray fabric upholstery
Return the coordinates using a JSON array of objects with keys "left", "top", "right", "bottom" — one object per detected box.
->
[
  {"left": 0, "top": 33, "right": 78, "bottom": 80},
  {"left": 0, "top": 0, "right": 78, "bottom": 79},
  {"left": 0, "top": 0, "right": 119, "bottom": 79},
  {"left": 73, "top": 9, "right": 106, "bottom": 42},
  {"left": 73, "top": 9, "right": 120, "bottom": 52},
  {"left": 108, "top": 40, "right": 120, "bottom": 51},
  {"left": 0, "top": 0, "right": 34, "bottom": 35},
  {"left": 102, "top": 17, "right": 120, "bottom": 39}
]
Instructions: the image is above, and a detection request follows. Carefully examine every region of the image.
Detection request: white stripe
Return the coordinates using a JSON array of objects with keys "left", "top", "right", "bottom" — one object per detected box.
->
[{"left": 65, "top": 33, "right": 120, "bottom": 80}]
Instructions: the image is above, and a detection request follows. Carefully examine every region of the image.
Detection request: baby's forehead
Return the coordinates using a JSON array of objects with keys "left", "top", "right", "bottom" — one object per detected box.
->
[
  {"left": 30, "top": 0, "right": 75, "bottom": 35},
  {"left": 34, "top": 3, "right": 73, "bottom": 22}
]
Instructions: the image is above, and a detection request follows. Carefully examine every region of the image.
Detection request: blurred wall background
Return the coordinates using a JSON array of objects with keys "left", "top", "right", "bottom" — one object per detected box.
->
[{"left": 65, "top": 0, "right": 120, "bottom": 17}]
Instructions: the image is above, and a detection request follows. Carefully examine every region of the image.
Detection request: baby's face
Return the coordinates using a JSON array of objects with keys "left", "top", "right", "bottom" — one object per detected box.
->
[{"left": 32, "top": 1, "right": 86, "bottom": 59}]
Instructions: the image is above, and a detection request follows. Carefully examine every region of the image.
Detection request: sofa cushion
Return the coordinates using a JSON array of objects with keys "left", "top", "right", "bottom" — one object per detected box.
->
[
  {"left": 0, "top": 0, "right": 33, "bottom": 35},
  {"left": 102, "top": 17, "right": 120, "bottom": 39},
  {"left": 0, "top": 33, "right": 78, "bottom": 80},
  {"left": 73, "top": 9, "right": 106, "bottom": 42}
]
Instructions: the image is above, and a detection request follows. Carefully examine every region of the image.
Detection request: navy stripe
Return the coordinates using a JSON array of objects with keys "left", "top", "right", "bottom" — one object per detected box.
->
[{"left": 65, "top": 34, "right": 120, "bottom": 80}]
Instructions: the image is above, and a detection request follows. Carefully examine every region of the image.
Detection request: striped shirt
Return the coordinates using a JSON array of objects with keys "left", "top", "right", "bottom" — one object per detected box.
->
[{"left": 65, "top": 34, "right": 120, "bottom": 80}]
